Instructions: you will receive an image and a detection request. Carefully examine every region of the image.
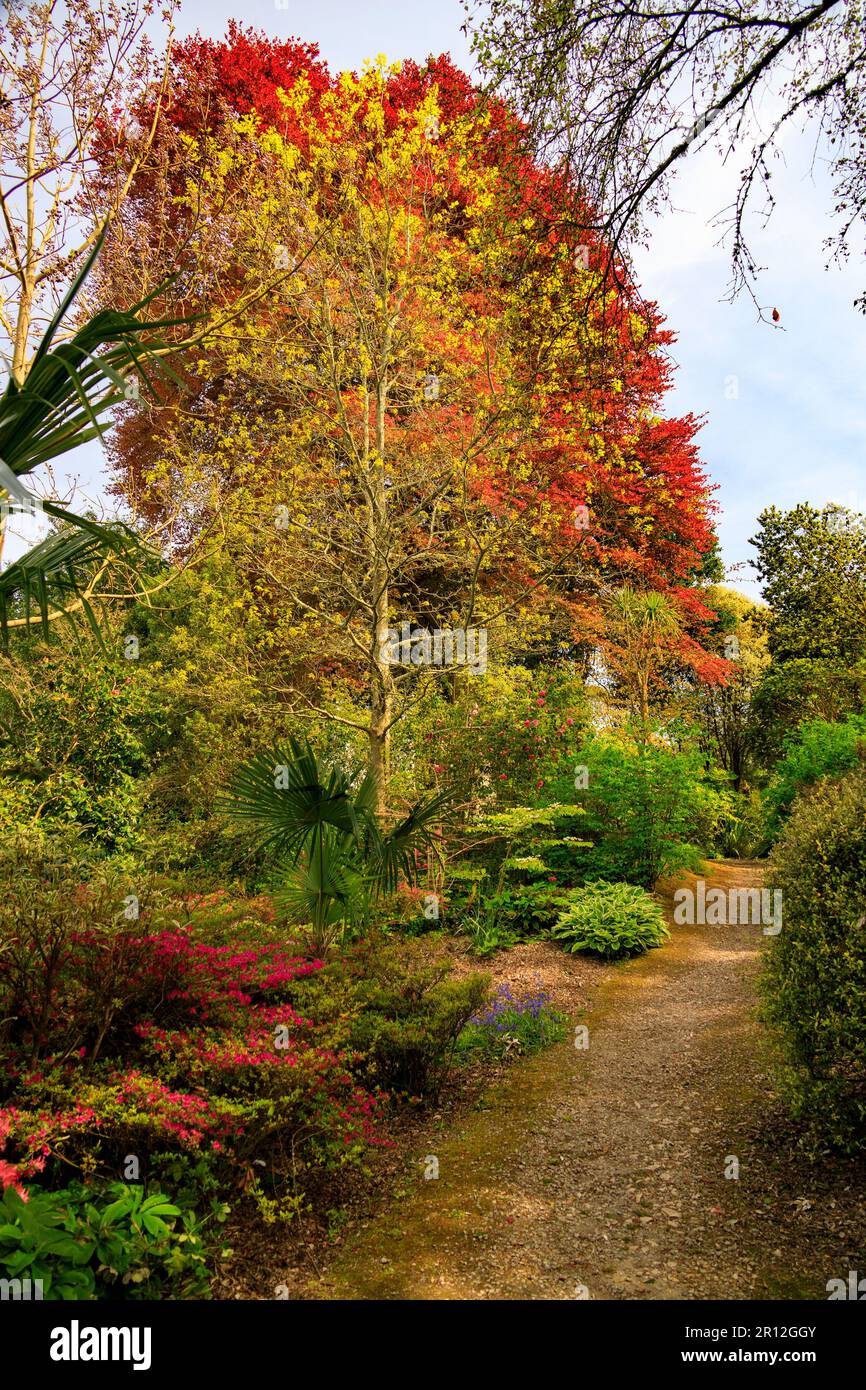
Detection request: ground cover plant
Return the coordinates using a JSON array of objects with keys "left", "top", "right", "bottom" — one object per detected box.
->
[{"left": 551, "top": 882, "right": 670, "bottom": 959}]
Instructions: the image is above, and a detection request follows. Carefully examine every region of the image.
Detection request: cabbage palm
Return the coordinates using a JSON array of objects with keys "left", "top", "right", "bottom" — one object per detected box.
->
[
  {"left": 224, "top": 737, "right": 450, "bottom": 952},
  {"left": 604, "top": 586, "right": 682, "bottom": 728}
]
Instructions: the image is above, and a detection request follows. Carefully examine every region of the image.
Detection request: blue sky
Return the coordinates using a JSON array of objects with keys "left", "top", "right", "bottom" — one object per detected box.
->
[{"left": 8, "top": 0, "right": 864, "bottom": 602}]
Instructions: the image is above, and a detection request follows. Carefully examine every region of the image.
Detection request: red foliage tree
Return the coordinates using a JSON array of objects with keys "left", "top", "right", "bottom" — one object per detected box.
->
[{"left": 94, "top": 30, "right": 727, "bottom": 686}]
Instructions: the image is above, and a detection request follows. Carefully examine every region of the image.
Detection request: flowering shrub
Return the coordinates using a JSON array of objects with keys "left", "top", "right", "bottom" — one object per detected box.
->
[
  {"left": 398, "top": 665, "right": 587, "bottom": 812},
  {"left": 3, "top": 1047, "right": 384, "bottom": 1179},
  {"left": 0, "top": 1110, "right": 33, "bottom": 1197},
  {"left": 122, "top": 929, "right": 323, "bottom": 1028},
  {"left": 0, "top": 861, "right": 387, "bottom": 1201}
]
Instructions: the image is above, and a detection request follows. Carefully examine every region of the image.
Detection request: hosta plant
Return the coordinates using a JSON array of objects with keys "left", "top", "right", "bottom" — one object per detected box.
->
[{"left": 552, "top": 881, "right": 669, "bottom": 959}]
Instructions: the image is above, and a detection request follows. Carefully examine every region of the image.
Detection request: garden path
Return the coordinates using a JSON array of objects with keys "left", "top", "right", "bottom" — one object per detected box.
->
[{"left": 312, "top": 862, "right": 864, "bottom": 1300}]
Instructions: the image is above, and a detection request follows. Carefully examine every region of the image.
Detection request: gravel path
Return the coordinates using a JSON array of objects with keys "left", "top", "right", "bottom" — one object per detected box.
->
[{"left": 312, "top": 862, "right": 866, "bottom": 1300}]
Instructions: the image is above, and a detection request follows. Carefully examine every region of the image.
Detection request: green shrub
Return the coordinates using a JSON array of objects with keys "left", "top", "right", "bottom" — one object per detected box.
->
[
  {"left": 761, "top": 766, "right": 866, "bottom": 1153},
  {"left": 567, "top": 735, "right": 729, "bottom": 887},
  {"left": 763, "top": 714, "right": 866, "bottom": 837},
  {"left": 713, "top": 789, "right": 774, "bottom": 860},
  {"left": 446, "top": 877, "right": 573, "bottom": 952},
  {"left": 0, "top": 1181, "right": 213, "bottom": 1300},
  {"left": 0, "top": 653, "right": 155, "bottom": 853},
  {"left": 339, "top": 940, "right": 489, "bottom": 1098},
  {"left": 0, "top": 831, "right": 146, "bottom": 1063},
  {"left": 499, "top": 883, "right": 573, "bottom": 935},
  {"left": 551, "top": 881, "right": 670, "bottom": 959},
  {"left": 457, "top": 910, "right": 519, "bottom": 957},
  {"left": 750, "top": 657, "right": 866, "bottom": 766}
]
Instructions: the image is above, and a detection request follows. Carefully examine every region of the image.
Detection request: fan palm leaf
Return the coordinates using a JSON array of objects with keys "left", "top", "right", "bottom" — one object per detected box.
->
[
  {"left": 223, "top": 738, "right": 451, "bottom": 948},
  {"left": 0, "top": 514, "right": 140, "bottom": 646},
  {"left": 222, "top": 739, "right": 362, "bottom": 859},
  {"left": 370, "top": 789, "right": 453, "bottom": 896}
]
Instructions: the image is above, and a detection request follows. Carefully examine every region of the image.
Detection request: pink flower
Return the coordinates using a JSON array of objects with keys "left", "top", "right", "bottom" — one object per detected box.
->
[{"left": 0, "top": 1160, "right": 27, "bottom": 1200}]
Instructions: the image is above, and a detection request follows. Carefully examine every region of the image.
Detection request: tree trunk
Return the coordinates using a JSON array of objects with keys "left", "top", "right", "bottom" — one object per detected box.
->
[
  {"left": 0, "top": 287, "right": 34, "bottom": 568},
  {"left": 369, "top": 590, "right": 393, "bottom": 819},
  {"left": 366, "top": 366, "right": 393, "bottom": 819}
]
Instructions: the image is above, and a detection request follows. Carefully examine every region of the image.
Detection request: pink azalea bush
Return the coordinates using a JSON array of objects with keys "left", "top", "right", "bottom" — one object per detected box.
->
[{"left": 0, "top": 897, "right": 388, "bottom": 1199}]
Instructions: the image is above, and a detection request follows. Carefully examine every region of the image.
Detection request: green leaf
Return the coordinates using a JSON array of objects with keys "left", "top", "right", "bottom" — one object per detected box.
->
[
  {"left": 141, "top": 1214, "right": 170, "bottom": 1237},
  {"left": 100, "top": 1196, "right": 135, "bottom": 1225},
  {"left": 3, "top": 1247, "right": 36, "bottom": 1274},
  {"left": 141, "top": 1197, "right": 180, "bottom": 1217}
]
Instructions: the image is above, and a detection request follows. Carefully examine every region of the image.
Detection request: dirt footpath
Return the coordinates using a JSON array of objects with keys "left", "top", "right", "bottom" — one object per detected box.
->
[{"left": 312, "top": 862, "right": 866, "bottom": 1300}]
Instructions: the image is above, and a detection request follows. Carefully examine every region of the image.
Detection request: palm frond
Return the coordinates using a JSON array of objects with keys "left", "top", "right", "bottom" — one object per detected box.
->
[
  {"left": 220, "top": 740, "right": 362, "bottom": 860},
  {"left": 223, "top": 740, "right": 452, "bottom": 948},
  {"left": 276, "top": 834, "right": 363, "bottom": 935},
  {"left": 374, "top": 788, "right": 454, "bottom": 895},
  {"left": 0, "top": 514, "right": 140, "bottom": 647},
  {"left": 0, "top": 223, "right": 194, "bottom": 641}
]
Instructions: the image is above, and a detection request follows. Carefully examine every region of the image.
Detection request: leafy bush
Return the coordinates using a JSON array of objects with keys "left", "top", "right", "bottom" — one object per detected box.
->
[
  {"left": 443, "top": 809, "right": 586, "bottom": 950},
  {"left": 761, "top": 766, "right": 866, "bottom": 1153},
  {"left": 0, "top": 1181, "right": 212, "bottom": 1300},
  {"left": 0, "top": 652, "right": 156, "bottom": 852},
  {"left": 445, "top": 867, "right": 574, "bottom": 952},
  {"left": 328, "top": 940, "right": 489, "bottom": 1098},
  {"left": 750, "top": 657, "right": 866, "bottom": 766},
  {"left": 458, "top": 910, "right": 519, "bottom": 957},
  {"left": 493, "top": 883, "right": 573, "bottom": 935},
  {"left": 713, "top": 789, "right": 774, "bottom": 860},
  {"left": 566, "top": 734, "right": 729, "bottom": 887},
  {"left": 0, "top": 835, "right": 164, "bottom": 1064},
  {"left": 454, "top": 804, "right": 589, "bottom": 914},
  {"left": 551, "top": 881, "right": 670, "bottom": 959},
  {"left": 449, "top": 884, "right": 571, "bottom": 951},
  {"left": 763, "top": 714, "right": 866, "bottom": 837},
  {"left": 396, "top": 665, "right": 588, "bottom": 812}
]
